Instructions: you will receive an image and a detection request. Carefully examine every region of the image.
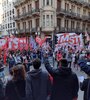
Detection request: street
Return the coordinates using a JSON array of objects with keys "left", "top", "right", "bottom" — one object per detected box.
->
[{"left": 3, "top": 58, "right": 86, "bottom": 100}]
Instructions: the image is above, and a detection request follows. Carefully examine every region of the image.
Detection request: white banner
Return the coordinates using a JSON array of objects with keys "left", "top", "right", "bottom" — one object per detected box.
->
[{"left": 57, "top": 33, "right": 83, "bottom": 46}]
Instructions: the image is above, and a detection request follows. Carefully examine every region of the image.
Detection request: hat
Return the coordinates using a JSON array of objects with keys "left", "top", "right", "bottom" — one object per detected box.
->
[{"left": 79, "top": 60, "right": 90, "bottom": 76}]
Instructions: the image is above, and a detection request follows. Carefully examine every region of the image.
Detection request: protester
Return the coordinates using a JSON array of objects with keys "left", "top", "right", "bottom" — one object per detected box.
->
[
  {"left": 26, "top": 58, "right": 52, "bottom": 100},
  {"left": 0, "top": 79, "right": 4, "bottom": 100},
  {"left": 66, "top": 51, "right": 72, "bottom": 68},
  {"left": 5, "top": 64, "right": 26, "bottom": 100},
  {"left": 44, "top": 57, "right": 79, "bottom": 100},
  {"left": 56, "top": 50, "right": 62, "bottom": 67},
  {"left": 79, "top": 52, "right": 90, "bottom": 100}
]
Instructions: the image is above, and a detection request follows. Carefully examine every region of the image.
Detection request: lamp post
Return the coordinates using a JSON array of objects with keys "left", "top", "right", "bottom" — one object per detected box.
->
[{"left": 52, "top": 27, "right": 59, "bottom": 67}]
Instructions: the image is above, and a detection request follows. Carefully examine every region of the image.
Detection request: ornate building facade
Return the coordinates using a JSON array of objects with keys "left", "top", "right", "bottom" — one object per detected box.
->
[{"left": 14, "top": 0, "right": 90, "bottom": 37}]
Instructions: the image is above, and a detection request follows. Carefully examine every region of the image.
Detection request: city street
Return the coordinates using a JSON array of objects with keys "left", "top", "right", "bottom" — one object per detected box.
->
[{"left": 3, "top": 57, "right": 86, "bottom": 100}]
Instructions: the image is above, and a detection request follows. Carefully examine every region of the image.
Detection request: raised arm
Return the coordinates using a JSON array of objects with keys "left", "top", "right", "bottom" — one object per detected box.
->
[{"left": 44, "top": 57, "right": 57, "bottom": 77}]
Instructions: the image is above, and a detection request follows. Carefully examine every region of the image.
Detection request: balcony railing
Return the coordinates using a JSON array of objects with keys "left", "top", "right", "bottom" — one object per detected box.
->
[
  {"left": 14, "top": 9, "right": 40, "bottom": 21},
  {"left": 57, "top": 8, "right": 82, "bottom": 19},
  {"left": 58, "top": 27, "right": 84, "bottom": 33},
  {"left": 14, "top": 0, "right": 25, "bottom": 7},
  {"left": 56, "top": 8, "right": 90, "bottom": 20},
  {"left": 82, "top": 15, "right": 89, "bottom": 21},
  {"left": 70, "top": 0, "right": 90, "bottom": 8}
]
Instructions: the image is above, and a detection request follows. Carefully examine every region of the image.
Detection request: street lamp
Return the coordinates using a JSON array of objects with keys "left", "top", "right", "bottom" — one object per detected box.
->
[
  {"left": 52, "top": 27, "right": 59, "bottom": 67},
  {"left": 35, "top": 27, "right": 41, "bottom": 36}
]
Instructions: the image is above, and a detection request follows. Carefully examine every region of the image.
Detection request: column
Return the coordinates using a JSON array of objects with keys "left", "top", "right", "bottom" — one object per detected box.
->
[
  {"left": 25, "top": 3, "right": 28, "bottom": 13},
  {"left": 45, "top": 14, "right": 46, "bottom": 27},
  {"left": 80, "top": 21, "right": 83, "bottom": 31},
  {"left": 32, "top": 18, "right": 35, "bottom": 28},
  {"left": 69, "top": 19, "right": 71, "bottom": 29},
  {"left": 21, "top": 21, "right": 23, "bottom": 30},
  {"left": 61, "top": 18, "right": 65, "bottom": 28},
  {"left": 45, "top": 0, "right": 47, "bottom": 6},
  {"left": 61, "top": 0, "right": 65, "bottom": 9},
  {"left": 75, "top": 21, "right": 77, "bottom": 29},
  {"left": 32, "top": 1, "right": 35, "bottom": 9}
]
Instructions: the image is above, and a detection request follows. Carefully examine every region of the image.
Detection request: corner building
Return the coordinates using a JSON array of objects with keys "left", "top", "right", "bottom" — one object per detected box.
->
[{"left": 14, "top": 0, "right": 90, "bottom": 38}]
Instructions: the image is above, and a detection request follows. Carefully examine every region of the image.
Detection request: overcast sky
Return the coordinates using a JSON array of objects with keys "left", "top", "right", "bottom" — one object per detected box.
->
[{"left": 0, "top": 0, "right": 3, "bottom": 24}]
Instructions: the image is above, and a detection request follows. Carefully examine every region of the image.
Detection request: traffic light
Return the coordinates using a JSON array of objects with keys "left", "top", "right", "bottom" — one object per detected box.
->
[{"left": 55, "top": 35, "right": 58, "bottom": 44}]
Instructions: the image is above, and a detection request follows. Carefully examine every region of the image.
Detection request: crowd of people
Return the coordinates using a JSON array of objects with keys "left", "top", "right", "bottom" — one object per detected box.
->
[{"left": 0, "top": 42, "right": 90, "bottom": 100}]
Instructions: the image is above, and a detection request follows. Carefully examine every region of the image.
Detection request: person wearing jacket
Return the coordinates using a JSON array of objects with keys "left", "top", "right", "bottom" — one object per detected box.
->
[
  {"left": 26, "top": 58, "right": 52, "bottom": 100},
  {"left": 0, "top": 79, "right": 4, "bottom": 100},
  {"left": 5, "top": 64, "right": 26, "bottom": 100},
  {"left": 44, "top": 56, "right": 79, "bottom": 100},
  {"left": 79, "top": 52, "right": 90, "bottom": 100}
]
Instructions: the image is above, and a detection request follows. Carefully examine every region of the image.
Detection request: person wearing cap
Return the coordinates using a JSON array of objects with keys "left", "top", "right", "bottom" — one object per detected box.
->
[
  {"left": 44, "top": 56, "right": 79, "bottom": 100},
  {"left": 78, "top": 54, "right": 90, "bottom": 100}
]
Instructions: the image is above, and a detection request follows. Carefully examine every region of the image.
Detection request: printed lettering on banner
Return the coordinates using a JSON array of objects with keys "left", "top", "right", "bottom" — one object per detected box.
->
[{"left": 57, "top": 33, "right": 83, "bottom": 45}]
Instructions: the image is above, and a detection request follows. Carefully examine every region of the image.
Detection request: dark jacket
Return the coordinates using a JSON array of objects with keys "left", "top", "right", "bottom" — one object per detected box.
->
[
  {"left": 44, "top": 59, "right": 79, "bottom": 100},
  {"left": 0, "top": 79, "right": 4, "bottom": 100},
  {"left": 5, "top": 79, "right": 26, "bottom": 100},
  {"left": 80, "top": 79, "right": 90, "bottom": 100},
  {"left": 26, "top": 69, "right": 52, "bottom": 100}
]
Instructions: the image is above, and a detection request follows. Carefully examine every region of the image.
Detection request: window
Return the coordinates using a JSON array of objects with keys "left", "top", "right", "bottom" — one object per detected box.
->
[
  {"left": 47, "top": 0, "right": 49, "bottom": 5},
  {"left": 71, "top": 5, "right": 75, "bottom": 12},
  {"left": 23, "top": 22, "right": 26, "bottom": 30},
  {"left": 36, "top": 19, "right": 39, "bottom": 27},
  {"left": 43, "top": 15, "right": 45, "bottom": 27},
  {"left": 83, "top": 9, "right": 86, "bottom": 15},
  {"left": 57, "top": 0, "right": 61, "bottom": 11},
  {"left": 82, "top": 23, "right": 85, "bottom": 31},
  {"left": 35, "top": 0, "right": 39, "bottom": 9},
  {"left": 10, "top": 11, "right": 11, "bottom": 15},
  {"left": 17, "top": 9, "right": 20, "bottom": 17},
  {"left": 28, "top": 5, "right": 30, "bottom": 12},
  {"left": 77, "top": 7, "right": 80, "bottom": 14},
  {"left": 43, "top": 0, "right": 45, "bottom": 6},
  {"left": 65, "top": 19, "right": 69, "bottom": 29},
  {"left": 65, "top": 3, "right": 69, "bottom": 11},
  {"left": 51, "top": 15, "right": 53, "bottom": 26},
  {"left": 8, "top": 24, "right": 9, "bottom": 28},
  {"left": 22, "top": 6, "right": 26, "bottom": 14},
  {"left": 12, "top": 9, "right": 14, "bottom": 14},
  {"left": 51, "top": 0, "right": 53, "bottom": 6},
  {"left": 28, "top": 20, "right": 32, "bottom": 30},
  {"left": 57, "top": 18, "right": 61, "bottom": 30},
  {"left": 76, "top": 21, "right": 80, "bottom": 29},
  {"left": 71, "top": 21, "right": 75, "bottom": 29},
  {"left": 18, "top": 23, "right": 20, "bottom": 30},
  {"left": 13, "top": 22, "right": 15, "bottom": 27},
  {"left": 46, "top": 15, "right": 49, "bottom": 26}
]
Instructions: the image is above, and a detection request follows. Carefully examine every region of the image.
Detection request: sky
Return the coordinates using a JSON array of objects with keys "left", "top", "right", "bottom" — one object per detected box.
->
[{"left": 0, "top": 0, "right": 3, "bottom": 24}]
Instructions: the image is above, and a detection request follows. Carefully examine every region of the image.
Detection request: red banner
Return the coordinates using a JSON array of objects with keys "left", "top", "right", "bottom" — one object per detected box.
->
[{"left": 0, "top": 37, "right": 29, "bottom": 51}]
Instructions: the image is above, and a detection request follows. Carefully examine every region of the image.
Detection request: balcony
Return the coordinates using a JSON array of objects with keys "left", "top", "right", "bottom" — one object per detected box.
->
[
  {"left": 14, "top": 15, "right": 22, "bottom": 21},
  {"left": 57, "top": 8, "right": 81, "bottom": 19},
  {"left": 26, "top": 29, "right": 30, "bottom": 33},
  {"left": 70, "top": 0, "right": 90, "bottom": 8},
  {"left": 14, "top": 0, "right": 25, "bottom": 7},
  {"left": 14, "top": 9, "right": 40, "bottom": 21},
  {"left": 82, "top": 15, "right": 89, "bottom": 21},
  {"left": 31, "top": 28, "right": 37, "bottom": 32},
  {"left": 32, "top": 9, "right": 40, "bottom": 15}
]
